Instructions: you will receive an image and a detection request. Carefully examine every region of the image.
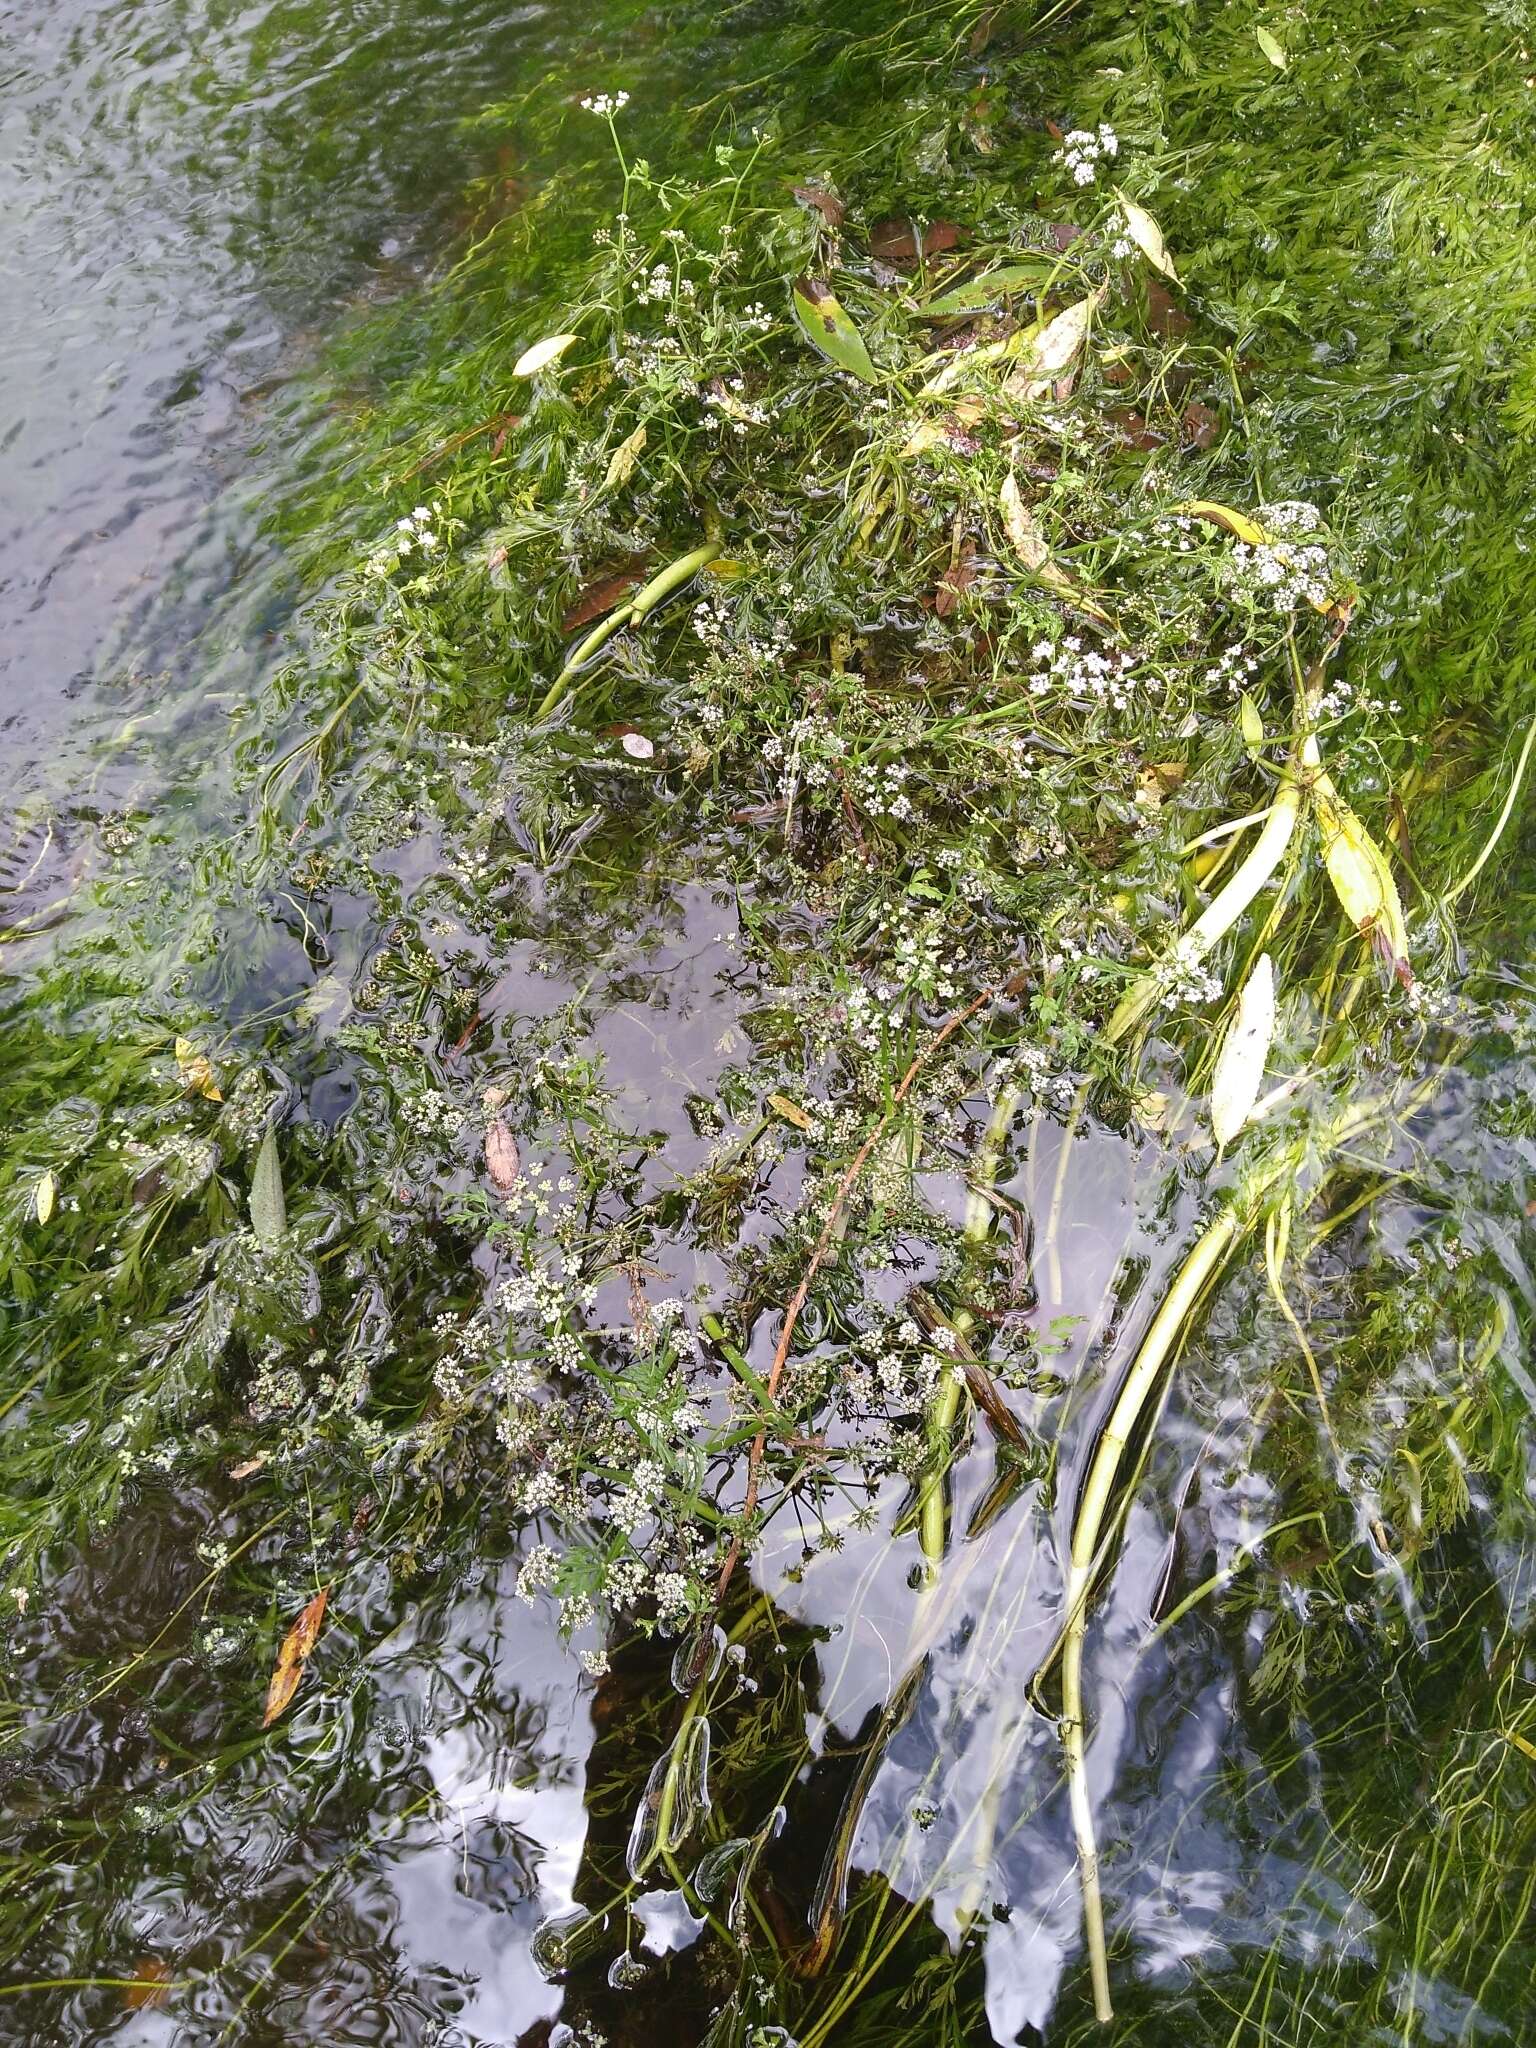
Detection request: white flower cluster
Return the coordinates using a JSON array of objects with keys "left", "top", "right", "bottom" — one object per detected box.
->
[
  {"left": 1028, "top": 634, "right": 1138, "bottom": 710},
  {"left": 851, "top": 759, "right": 915, "bottom": 821},
  {"left": 580, "top": 90, "right": 630, "bottom": 117},
  {"left": 398, "top": 1087, "right": 467, "bottom": 1139},
  {"left": 1155, "top": 936, "right": 1224, "bottom": 1008},
  {"left": 1227, "top": 536, "right": 1332, "bottom": 614},
  {"left": 701, "top": 377, "right": 770, "bottom": 436},
  {"left": 365, "top": 503, "right": 443, "bottom": 580},
  {"left": 1054, "top": 123, "right": 1119, "bottom": 185}
]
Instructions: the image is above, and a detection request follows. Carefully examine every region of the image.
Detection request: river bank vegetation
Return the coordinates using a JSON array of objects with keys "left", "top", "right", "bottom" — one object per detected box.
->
[{"left": 5, "top": 1, "right": 1536, "bottom": 2041}]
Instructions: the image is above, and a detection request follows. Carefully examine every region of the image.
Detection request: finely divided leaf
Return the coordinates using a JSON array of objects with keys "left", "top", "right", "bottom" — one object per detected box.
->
[
  {"left": 792, "top": 277, "right": 879, "bottom": 383},
  {"left": 1211, "top": 953, "right": 1277, "bottom": 1145}
]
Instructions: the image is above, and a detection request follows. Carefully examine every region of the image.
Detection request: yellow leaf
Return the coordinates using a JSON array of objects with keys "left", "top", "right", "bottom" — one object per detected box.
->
[
  {"left": 1175, "top": 499, "right": 1270, "bottom": 546},
  {"left": 601, "top": 424, "right": 646, "bottom": 491},
  {"left": 174, "top": 1036, "right": 223, "bottom": 1102},
  {"left": 920, "top": 332, "right": 1022, "bottom": 396},
  {"left": 35, "top": 1170, "right": 56, "bottom": 1225},
  {"left": 513, "top": 333, "right": 579, "bottom": 378},
  {"left": 1314, "top": 775, "right": 1412, "bottom": 982},
  {"left": 1505, "top": 1729, "right": 1536, "bottom": 1764},
  {"left": 792, "top": 276, "right": 879, "bottom": 383},
  {"left": 767, "top": 1092, "right": 815, "bottom": 1131},
  {"left": 1211, "top": 954, "right": 1277, "bottom": 1146},
  {"left": 263, "top": 1587, "right": 330, "bottom": 1728},
  {"left": 1003, "top": 289, "right": 1104, "bottom": 401},
  {"left": 999, "top": 470, "right": 1049, "bottom": 569},
  {"left": 1256, "top": 26, "right": 1289, "bottom": 69},
  {"left": 1114, "top": 190, "right": 1177, "bottom": 281}
]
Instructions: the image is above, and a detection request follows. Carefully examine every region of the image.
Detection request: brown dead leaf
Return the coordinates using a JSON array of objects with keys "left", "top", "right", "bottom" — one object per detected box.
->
[
  {"left": 485, "top": 1116, "right": 521, "bottom": 1191},
  {"left": 792, "top": 184, "right": 845, "bottom": 229},
  {"left": 1181, "top": 400, "right": 1220, "bottom": 448},
  {"left": 968, "top": 6, "right": 999, "bottom": 53},
  {"left": 262, "top": 1587, "right": 330, "bottom": 1728},
  {"left": 767, "top": 1092, "right": 815, "bottom": 1131},
  {"left": 1144, "top": 279, "right": 1194, "bottom": 339},
  {"left": 1108, "top": 407, "right": 1165, "bottom": 451},
  {"left": 561, "top": 566, "right": 646, "bottom": 634},
  {"left": 228, "top": 1452, "right": 269, "bottom": 1481},
  {"left": 870, "top": 217, "right": 965, "bottom": 268},
  {"left": 934, "top": 541, "right": 978, "bottom": 617},
  {"left": 123, "top": 1958, "right": 172, "bottom": 2011},
  {"left": 1047, "top": 221, "right": 1081, "bottom": 251}
]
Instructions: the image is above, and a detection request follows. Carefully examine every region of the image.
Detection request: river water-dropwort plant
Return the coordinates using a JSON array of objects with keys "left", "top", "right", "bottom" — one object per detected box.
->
[{"left": 5, "top": 0, "right": 1536, "bottom": 2042}]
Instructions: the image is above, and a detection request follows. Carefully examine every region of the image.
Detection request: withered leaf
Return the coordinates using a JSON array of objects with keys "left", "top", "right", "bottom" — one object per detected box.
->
[
  {"left": 262, "top": 1587, "right": 330, "bottom": 1728},
  {"left": 934, "top": 541, "right": 978, "bottom": 617},
  {"left": 869, "top": 217, "right": 964, "bottom": 268},
  {"left": 792, "top": 183, "right": 845, "bottom": 229},
  {"left": 485, "top": 1116, "right": 522, "bottom": 1191},
  {"left": 1181, "top": 400, "right": 1220, "bottom": 448},
  {"left": 562, "top": 567, "right": 646, "bottom": 634},
  {"left": 174, "top": 1036, "right": 222, "bottom": 1102},
  {"left": 123, "top": 1958, "right": 173, "bottom": 2011}
]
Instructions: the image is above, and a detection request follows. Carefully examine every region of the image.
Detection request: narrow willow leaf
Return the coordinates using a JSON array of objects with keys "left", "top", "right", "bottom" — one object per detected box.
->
[
  {"left": 1003, "top": 289, "right": 1103, "bottom": 401},
  {"left": 999, "top": 469, "right": 1049, "bottom": 569},
  {"left": 601, "top": 424, "right": 647, "bottom": 491},
  {"left": 1175, "top": 498, "right": 1269, "bottom": 546},
  {"left": 512, "top": 332, "right": 578, "bottom": 378},
  {"left": 250, "top": 1128, "right": 286, "bottom": 1243},
  {"left": 262, "top": 1587, "right": 330, "bottom": 1727},
  {"left": 35, "top": 1170, "right": 56, "bottom": 1225},
  {"left": 1113, "top": 190, "right": 1178, "bottom": 280},
  {"left": 1256, "top": 26, "right": 1289, "bottom": 68},
  {"left": 1239, "top": 691, "right": 1264, "bottom": 755},
  {"left": 1211, "top": 953, "right": 1276, "bottom": 1145},
  {"left": 921, "top": 331, "right": 1021, "bottom": 395},
  {"left": 1314, "top": 780, "right": 1412, "bottom": 980},
  {"left": 792, "top": 276, "right": 879, "bottom": 382},
  {"left": 919, "top": 261, "right": 1050, "bottom": 315}
]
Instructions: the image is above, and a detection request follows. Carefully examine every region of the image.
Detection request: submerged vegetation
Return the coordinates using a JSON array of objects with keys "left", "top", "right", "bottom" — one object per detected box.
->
[{"left": 5, "top": 0, "right": 1536, "bottom": 2040}]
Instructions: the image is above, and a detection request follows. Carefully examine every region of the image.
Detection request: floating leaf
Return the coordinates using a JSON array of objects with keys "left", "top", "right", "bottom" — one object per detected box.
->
[
  {"left": 1003, "top": 289, "right": 1103, "bottom": 401},
  {"left": 249, "top": 1128, "right": 286, "bottom": 1243},
  {"left": 1239, "top": 691, "right": 1264, "bottom": 755},
  {"left": 1113, "top": 190, "right": 1178, "bottom": 280},
  {"left": 35, "top": 1170, "right": 56, "bottom": 1225},
  {"left": 1256, "top": 25, "right": 1290, "bottom": 68},
  {"left": 601, "top": 424, "right": 647, "bottom": 493},
  {"left": 620, "top": 731, "right": 655, "bottom": 760},
  {"left": 485, "top": 1116, "right": 522, "bottom": 1191},
  {"left": 122, "top": 1958, "right": 172, "bottom": 2011},
  {"left": 934, "top": 541, "right": 977, "bottom": 617},
  {"left": 870, "top": 216, "right": 963, "bottom": 268},
  {"left": 174, "top": 1036, "right": 222, "bottom": 1102},
  {"left": 792, "top": 277, "right": 879, "bottom": 383},
  {"left": 1211, "top": 953, "right": 1277, "bottom": 1145},
  {"left": 262, "top": 1587, "right": 330, "bottom": 1727},
  {"left": 229, "top": 1452, "right": 269, "bottom": 1481},
  {"left": 1314, "top": 778, "right": 1412, "bottom": 982},
  {"left": 513, "top": 332, "right": 578, "bottom": 378}
]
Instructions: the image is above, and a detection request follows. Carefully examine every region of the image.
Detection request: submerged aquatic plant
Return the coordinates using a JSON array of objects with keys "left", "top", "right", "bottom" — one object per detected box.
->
[{"left": 5, "top": 0, "right": 1536, "bottom": 2041}]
